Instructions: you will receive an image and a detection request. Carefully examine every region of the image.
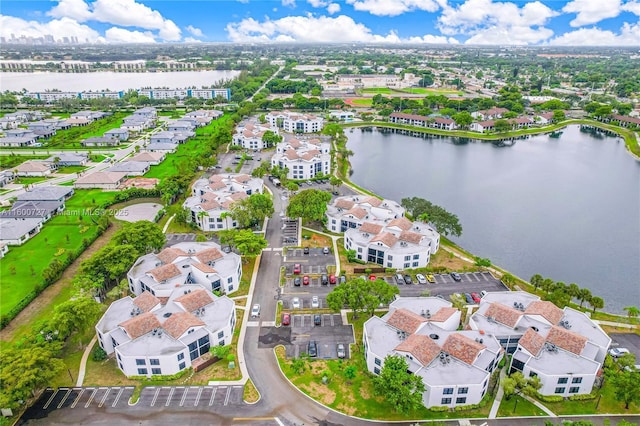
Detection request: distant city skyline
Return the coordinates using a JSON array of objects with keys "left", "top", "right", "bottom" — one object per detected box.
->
[{"left": 0, "top": 0, "right": 639, "bottom": 46}]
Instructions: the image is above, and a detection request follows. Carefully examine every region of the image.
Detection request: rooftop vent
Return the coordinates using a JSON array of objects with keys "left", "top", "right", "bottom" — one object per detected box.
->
[{"left": 163, "top": 312, "right": 172, "bottom": 318}]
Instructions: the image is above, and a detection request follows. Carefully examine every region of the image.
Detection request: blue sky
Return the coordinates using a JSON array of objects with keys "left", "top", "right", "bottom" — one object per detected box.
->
[{"left": 1, "top": 0, "right": 639, "bottom": 45}]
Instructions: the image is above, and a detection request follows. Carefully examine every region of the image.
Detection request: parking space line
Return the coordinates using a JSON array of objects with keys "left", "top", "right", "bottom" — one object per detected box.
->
[
  {"left": 179, "top": 387, "right": 189, "bottom": 407},
  {"left": 165, "top": 387, "right": 175, "bottom": 407},
  {"left": 208, "top": 387, "right": 217, "bottom": 406},
  {"left": 98, "top": 388, "right": 112, "bottom": 408},
  {"left": 71, "top": 388, "right": 85, "bottom": 408},
  {"left": 85, "top": 388, "right": 98, "bottom": 408},
  {"left": 150, "top": 387, "right": 160, "bottom": 407},
  {"left": 194, "top": 387, "right": 204, "bottom": 406},
  {"left": 223, "top": 387, "right": 231, "bottom": 406},
  {"left": 43, "top": 389, "right": 59, "bottom": 410},
  {"left": 112, "top": 387, "right": 125, "bottom": 408},
  {"left": 56, "top": 389, "right": 72, "bottom": 409},
  {"left": 331, "top": 315, "right": 335, "bottom": 326}
]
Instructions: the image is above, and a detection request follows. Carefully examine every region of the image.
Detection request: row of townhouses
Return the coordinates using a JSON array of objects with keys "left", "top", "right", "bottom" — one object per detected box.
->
[
  {"left": 265, "top": 110, "right": 324, "bottom": 134},
  {"left": 270, "top": 136, "right": 331, "bottom": 180},
  {"left": 22, "top": 88, "right": 231, "bottom": 103}
]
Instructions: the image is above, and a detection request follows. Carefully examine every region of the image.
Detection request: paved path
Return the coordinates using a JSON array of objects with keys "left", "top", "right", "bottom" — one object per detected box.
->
[
  {"left": 488, "top": 367, "right": 507, "bottom": 418},
  {"left": 162, "top": 213, "right": 176, "bottom": 233},
  {"left": 523, "top": 394, "right": 556, "bottom": 417},
  {"left": 75, "top": 336, "right": 97, "bottom": 387}
]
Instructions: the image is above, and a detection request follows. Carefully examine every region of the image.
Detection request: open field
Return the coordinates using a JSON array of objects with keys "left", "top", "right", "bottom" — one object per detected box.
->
[
  {"left": 400, "top": 87, "right": 464, "bottom": 96},
  {"left": 344, "top": 98, "right": 373, "bottom": 107}
]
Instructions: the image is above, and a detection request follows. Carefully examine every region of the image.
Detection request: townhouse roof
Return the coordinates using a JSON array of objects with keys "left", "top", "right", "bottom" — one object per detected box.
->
[
  {"left": 361, "top": 196, "right": 383, "bottom": 207},
  {"left": 390, "top": 112, "right": 429, "bottom": 121},
  {"left": 335, "top": 199, "right": 355, "bottom": 210},
  {"left": 75, "top": 171, "right": 126, "bottom": 185},
  {"left": 133, "top": 291, "right": 161, "bottom": 313},
  {"left": 156, "top": 247, "right": 189, "bottom": 264},
  {"left": 525, "top": 301, "right": 564, "bottom": 325},
  {"left": 477, "top": 120, "right": 496, "bottom": 127},
  {"left": 16, "top": 185, "right": 72, "bottom": 201},
  {"left": 395, "top": 334, "right": 442, "bottom": 366},
  {"left": 430, "top": 307, "right": 458, "bottom": 322},
  {"left": 359, "top": 222, "right": 383, "bottom": 234},
  {"left": 387, "top": 308, "right": 426, "bottom": 334},
  {"left": 546, "top": 325, "right": 588, "bottom": 355},
  {"left": 148, "top": 263, "right": 182, "bottom": 282},
  {"left": 15, "top": 161, "right": 51, "bottom": 173},
  {"left": 345, "top": 207, "right": 367, "bottom": 219},
  {"left": 162, "top": 312, "right": 205, "bottom": 339},
  {"left": 388, "top": 217, "right": 413, "bottom": 231},
  {"left": 613, "top": 114, "right": 640, "bottom": 124},
  {"left": 519, "top": 328, "right": 546, "bottom": 356},
  {"left": 119, "top": 312, "right": 161, "bottom": 340},
  {"left": 442, "top": 333, "right": 485, "bottom": 365},
  {"left": 370, "top": 231, "right": 399, "bottom": 247},
  {"left": 175, "top": 289, "right": 215, "bottom": 312},
  {"left": 399, "top": 230, "right": 423, "bottom": 244},
  {"left": 191, "top": 262, "right": 217, "bottom": 273},
  {"left": 484, "top": 303, "right": 522, "bottom": 328}
]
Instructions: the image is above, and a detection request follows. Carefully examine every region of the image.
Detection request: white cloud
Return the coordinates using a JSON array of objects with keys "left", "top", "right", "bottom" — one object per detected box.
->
[
  {"left": 548, "top": 23, "right": 640, "bottom": 45},
  {"left": 327, "top": 3, "right": 341, "bottom": 14},
  {"left": 226, "top": 14, "right": 456, "bottom": 44},
  {"left": 0, "top": 14, "right": 104, "bottom": 42},
  {"left": 183, "top": 37, "right": 203, "bottom": 43},
  {"left": 90, "top": 0, "right": 181, "bottom": 41},
  {"left": 465, "top": 25, "right": 554, "bottom": 45},
  {"left": 307, "top": 0, "right": 328, "bottom": 6},
  {"left": 104, "top": 27, "right": 156, "bottom": 43},
  {"left": 562, "top": 0, "right": 622, "bottom": 27},
  {"left": 282, "top": 0, "right": 297, "bottom": 6},
  {"left": 47, "top": 0, "right": 92, "bottom": 21},
  {"left": 186, "top": 25, "right": 203, "bottom": 37},
  {"left": 345, "top": 0, "right": 441, "bottom": 16},
  {"left": 621, "top": 1, "right": 640, "bottom": 16}
]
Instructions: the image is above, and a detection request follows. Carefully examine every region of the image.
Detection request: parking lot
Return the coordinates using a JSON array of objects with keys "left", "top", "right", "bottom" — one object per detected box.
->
[
  {"left": 137, "top": 385, "right": 244, "bottom": 408},
  {"left": 609, "top": 333, "right": 640, "bottom": 361},
  {"left": 164, "top": 233, "right": 197, "bottom": 247},
  {"left": 281, "top": 218, "right": 299, "bottom": 246}
]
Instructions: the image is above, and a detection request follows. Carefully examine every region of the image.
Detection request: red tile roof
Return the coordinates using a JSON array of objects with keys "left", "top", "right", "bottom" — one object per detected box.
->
[
  {"left": 133, "top": 291, "right": 161, "bottom": 312},
  {"left": 429, "top": 307, "right": 458, "bottom": 323},
  {"left": 399, "top": 230, "right": 423, "bottom": 244},
  {"left": 519, "top": 328, "right": 546, "bottom": 356},
  {"left": 546, "top": 326, "right": 588, "bottom": 355},
  {"left": 388, "top": 217, "right": 413, "bottom": 231},
  {"left": 395, "top": 334, "right": 441, "bottom": 366},
  {"left": 162, "top": 312, "right": 205, "bottom": 339},
  {"left": 335, "top": 199, "right": 355, "bottom": 210},
  {"left": 359, "top": 222, "right": 383, "bottom": 235},
  {"left": 442, "top": 333, "right": 485, "bottom": 365},
  {"left": 195, "top": 247, "right": 223, "bottom": 264},
  {"left": 387, "top": 308, "right": 426, "bottom": 334},
  {"left": 156, "top": 247, "right": 189, "bottom": 264},
  {"left": 484, "top": 303, "right": 522, "bottom": 328},
  {"left": 371, "top": 231, "right": 399, "bottom": 247},
  {"left": 175, "top": 289, "right": 215, "bottom": 312},
  {"left": 525, "top": 301, "right": 564, "bottom": 325},
  {"left": 345, "top": 207, "right": 367, "bottom": 219},
  {"left": 148, "top": 263, "right": 182, "bottom": 282},
  {"left": 120, "top": 312, "right": 161, "bottom": 339}
]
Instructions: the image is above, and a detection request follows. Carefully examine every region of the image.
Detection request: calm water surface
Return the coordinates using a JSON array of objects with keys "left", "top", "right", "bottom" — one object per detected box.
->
[
  {"left": 0, "top": 70, "right": 239, "bottom": 92},
  {"left": 348, "top": 125, "right": 640, "bottom": 313}
]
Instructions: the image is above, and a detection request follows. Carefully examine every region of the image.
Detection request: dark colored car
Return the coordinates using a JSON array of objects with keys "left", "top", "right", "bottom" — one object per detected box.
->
[
  {"left": 294, "top": 277, "right": 301, "bottom": 286},
  {"left": 303, "top": 247, "right": 310, "bottom": 255},
  {"left": 471, "top": 292, "right": 481, "bottom": 304},
  {"left": 329, "top": 274, "right": 337, "bottom": 284},
  {"left": 282, "top": 313, "right": 291, "bottom": 326},
  {"left": 293, "top": 264, "right": 301, "bottom": 274},
  {"left": 403, "top": 274, "right": 413, "bottom": 285},
  {"left": 303, "top": 275, "right": 310, "bottom": 285},
  {"left": 314, "top": 314, "right": 321, "bottom": 326},
  {"left": 450, "top": 272, "right": 462, "bottom": 282},
  {"left": 464, "top": 293, "right": 474, "bottom": 304},
  {"left": 321, "top": 274, "right": 329, "bottom": 285},
  {"left": 308, "top": 341, "right": 318, "bottom": 357},
  {"left": 395, "top": 274, "right": 405, "bottom": 285}
]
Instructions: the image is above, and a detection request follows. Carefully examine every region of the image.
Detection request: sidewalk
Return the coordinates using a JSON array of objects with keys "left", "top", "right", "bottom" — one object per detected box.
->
[{"left": 488, "top": 368, "right": 506, "bottom": 419}]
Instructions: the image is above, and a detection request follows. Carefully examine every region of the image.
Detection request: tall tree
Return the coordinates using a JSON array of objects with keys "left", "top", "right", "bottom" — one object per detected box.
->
[
  {"left": 286, "top": 189, "right": 332, "bottom": 222},
  {"left": 623, "top": 306, "right": 640, "bottom": 319},
  {"left": 401, "top": 197, "right": 462, "bottom": 237},
  {"left": 373, "top": 355, "right": 425, "bottom": 414},
  {"left": 230, "top": 193, "right": 274, "bottom": 229},
  {"left": 609, "top": 368, "right": 640, "bottom": 409},
  {"left": 577, "top": 288, "right": 592, "bottom": 308},
  {"left": 232, "top": 229, "right": 267, "bottom": 256},
  {"left": 50, "top": 296, "right": 103, "bottom": 339},
  {"left": 112, "top": 221, "right": 165, "bottom": 256},
  {"left": 589, "top": 296, "right": 604, "bottom": 313}
]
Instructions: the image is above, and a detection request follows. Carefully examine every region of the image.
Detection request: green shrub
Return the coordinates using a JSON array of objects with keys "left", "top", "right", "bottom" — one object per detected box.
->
[
  {"left": 429, "top": 406, "right": 450, "bottom": 412},
  {"left": 92, "top": 346, "right": 107, "bottom": 361},
  {"left": 569, "top": 392, "right": 597, "bottom": 401},
  {"left": 536, "top": 393, "right": 564, "bottom": 402}
]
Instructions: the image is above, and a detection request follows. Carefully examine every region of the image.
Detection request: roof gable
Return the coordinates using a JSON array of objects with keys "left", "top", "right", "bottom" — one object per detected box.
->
[
  {"left": 119, "top": 312, "right": 161, "bottom": 339},
  {"left": 442, "top": 333, "right": 485, "bottom": 365},
  {"left": 133, "top": 291, "right": 161, "bottom": 312},
  {"left": 162, "top": 312, "right": 205, "bottom": 339},
  {"left": 395, "top": 334, "right": 441, "bottom": 366},
  {"left": 175, "top": 289, "right": 214, "bottom": 312},
  {"left": 519, "top": 328, "right": 546, "bottom": 356},
  {"left": 524, "top": 301, "right": 563, "bottom": 325},
  {"left": 546, "top": 326, "right": 588, "bottom": 355},
  {"left": 387, "top": 308, "right": 426, "bottom": 334},
  {"left": 485, "top": 303, "right": 522, "bottom": 328}
]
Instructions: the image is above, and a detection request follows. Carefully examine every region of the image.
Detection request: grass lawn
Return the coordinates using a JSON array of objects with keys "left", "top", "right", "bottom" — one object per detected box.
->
[
  {"left": 0, "top": 155, "right": 49, "bottom": 169},
  {"left": 300, "top": 229, "right": 332, "bottom": 249},
  {"left": 55, "top": 165, "right": 88, "bottom": 174},
  {"left": 401, "top": 88, "right": 464, "bottom": 96},
  {"left": 235, "top": 257, "right": 258, "bottom": 297},
  {"left": 497, "top": 395, "right": 546, "bottom": 417},
  {"left": 0, "top": 189, "right": 116, "bottom": 318},
  {"left": 243, "top": 379, "right": 259, "bottom": 403},
  {"left": 14, "top": 176, "right": 49, "bottom": 185},
  {"left": 44, "top": 113, "right": 128, "bottom": 149},
  {"left": 360, "top": 88, "right": 393, "bottom": 94},
  {"left": 541, "top": 382, "right": 640, "bottom": 415},
  {"left": 348, "top": 98, "right": 373, "bottom": 107}
]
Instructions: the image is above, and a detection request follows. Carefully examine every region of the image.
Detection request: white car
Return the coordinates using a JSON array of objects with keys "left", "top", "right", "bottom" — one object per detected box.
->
[
  {"left": 311, "top": 296, "right": 319, "bottom": 308},
  {"left": 609, "top": 347, "right": 630, "bottom": 358},
  {"left": 416, "top": 274, "right": 427, "bottom": 284},
  {"left": 251, "top": 304, "right": 260, "bottom": 318},
  {"left": 292, "top": 297, "right": 300, "bottom": 309}
]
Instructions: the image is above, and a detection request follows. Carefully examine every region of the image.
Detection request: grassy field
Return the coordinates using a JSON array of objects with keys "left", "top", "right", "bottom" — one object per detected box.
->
[
  {"left": 0, "top": 189, "right": 116, "bottom": 318},
  {"left": 38, "top": 112, "right": 127, "bottom": 150},
  {"left": 497, "top": 395, "right": 546, "bottom": 417},
  {"left": 360, "top": 88, "right": 394, "bottom": 94},
  {"left": 0, "top": 155, "right": 49, "bottom": 169},
  {"left": 401, "top": 88, "right": 464, "bottom": 96},
  {"left": 346, "top": 98, "right": 373, "bottom": 107}
]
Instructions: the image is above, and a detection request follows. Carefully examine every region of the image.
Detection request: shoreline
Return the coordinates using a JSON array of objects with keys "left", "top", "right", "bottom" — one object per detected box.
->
[{"left": 333, "top": 124, "right": 637, "bottom": 321}]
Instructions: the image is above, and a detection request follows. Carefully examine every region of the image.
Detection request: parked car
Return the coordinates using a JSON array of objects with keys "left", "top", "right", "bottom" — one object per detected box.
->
[
  {"left": 294, "top": 277, "right": 301, "bottom": 286},
  {"left": 293, "top": 263, "right": 301, "bottom": 274},
  {"left": 303, "top": 247, "right": 310, "bottom": 255},
  {"left": 369, "top": 274, "right": 377, "bottom": 281},
  {"left": 303, "top": 275, "right": 310, "bottom": 285},
  {"left": 323, "top": 247, "right": 330, "bottom": 254},
  {"left": 426, "top": 274, "right": 436, "bottom": 283},
  {"left": 329, "top": 274, "right": 337, "bottom": 284},
  {"left": 416, "top": 274, "right": 427, "bottom": 284},
  {"left": 308, "top": 341, "right": 318, "bottom": 357},
  {"left": 282, "top": 313, "right": 291, "bottom": 326},
  {"left": 403, "top": 274, "right": 413, "bottom": 285},
  {"left": 251, "top": 304, "right": 261, "bottom": 318},
  {"left": 395, "top": 274, "right": 405, "bottom": 285},
  {"left": 471, "top": 292, "right": 481, "bottom": 304},
  {"left": 480, "top": 290, "right": 488, "bottom": 298},
  {"left": 311, "top": 296, "right": 319, "bottom": 308},
  {"left": 450, "top": 272, "right": 462, "bottom": 282},
  {"left": 609, "top": 347, "right": 630, "bottom": 358},
  {"left": 292, "top": 297, "right": 300, "bottom": 309},
  {"left": 464, "top": 293, "right": 474, "bottom": 304},
  {"left": 321, "top": 274, "right": 329, "bottom": 285},
  {"left": 336, "top": 343, "right": 346, "bottom": 359},
  {"left": 314, "top": 314, "right": 321, "bottom": 326}
]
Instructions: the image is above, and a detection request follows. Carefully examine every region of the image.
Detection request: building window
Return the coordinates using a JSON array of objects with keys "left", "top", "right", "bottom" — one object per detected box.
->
[
  {"left": 569, "top": 387, "right": 580, "bottom": 393},
  {"left": 117, "top": 354, "right": 121, "bottom": 361},
  {"left": 138, "top": 368, "right": 148, "bottom": 375},
  {"left": 177, "top": 353, "right": 184, "bottom": 361},
  {"left": 404, "top": 255, "right": 411, "bottom": 261},
  {"left": 404, "top": 263, "right": 410, "bottom": 268},
  {"left": 136, "top": 359, "right": 145, "bottom": 366},
  {"left": 218, "top": 331, "right": 224, "bottom": 339},
  {"left": 388, "top": 255, "right": 393, "bottom": 260},
  {"left": 373, "top": 367, "right": 380, "bottom": 375},
  {"left": 152, "top": 368, "right": 161, "bottom": 375},
  {"left": 555, "top": 387, "right": 565, "bottom": 394},
  {"left": 441, "top": 398, "right": 452, "bottom": 405},
  {"left": 443, "top": 388, "right": 454, "bottom": 395},
  {"left": 456, "top": 397, "right": 467, "bottom": 404},
  {"left": 374, "top": 358, "right": 381, "bottom": 366},
  {"left": 412, "top": 262, "right": 419, "bottom": 267},
  {"left": 150, "top": 359, "right": 160, "bottom": 366},
  {"left": 572, "top": 377, "right": 582, "bottom": 384},
  {"left": 458, "top": 387, "right": 468, "bottom": 394},
  {"left": 227, "top": 277, "right": 233, "bottom": 284},
  {"left": 219, "top": 340, "right": 225, "bottom": 346},
  {"left": 179, "top": 362, "right": 186, "bottom": 370},
  {"left": 413, "top": 254, "right": 419, "bottom": 259},
  {"left": 557, "top": 377, "right": 568, "bottom": 384}
]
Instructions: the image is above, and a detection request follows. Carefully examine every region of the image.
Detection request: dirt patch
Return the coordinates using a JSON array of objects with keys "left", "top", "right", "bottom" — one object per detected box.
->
[
  {"left": 429, "top": 248, "right": 474, "bottom": 270},
  {"left": 0, "top": 223, "right": 121, "bottom": 342},
  {"left": 300, "top": 381, "right": 336, "bottom": 405}
]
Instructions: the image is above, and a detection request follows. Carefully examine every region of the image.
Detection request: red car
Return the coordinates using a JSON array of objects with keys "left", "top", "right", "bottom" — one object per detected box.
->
[
  {"left": 329, "top": 274, "right": 337, "bottom": 284},
  {"left": 303, "top": 275, "right": 310, "bottom": 285},
  {"left": 293, "top": 263, "right": 301, "bottom": 274},
  {"left": 471, "top": 292, "right": 481, "bottom": 304},
  {"left": 369, "top": 274, "right": 377, "bottom": 281},
  {"left": 282, "top": 313, "right": 291, "bottom": 326}
]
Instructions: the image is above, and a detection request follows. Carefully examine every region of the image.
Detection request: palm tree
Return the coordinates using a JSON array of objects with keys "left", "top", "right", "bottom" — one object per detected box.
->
[
  {"left": 577, "top": 288, "right": 592, "bottom": 308},
  {"left": 623, "top": 306, "right": 640, "bottom": 320},
  {"left": 567, "top": 283, "right": 580, "bottom": 300},
  {"left": 589, "top": 296, "right": 604, "bottom": 313},
  {"left": 530, "top": 274, "right": 543, "bottom": 292}
]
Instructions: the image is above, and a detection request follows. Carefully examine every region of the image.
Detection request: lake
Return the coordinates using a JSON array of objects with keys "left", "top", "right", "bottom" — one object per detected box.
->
[
  {"left": 347, "top": 125, "right": 640, "bottom": 314},
  {"left": 0, "top": 70, "right": 240, "bottom": 92}
]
